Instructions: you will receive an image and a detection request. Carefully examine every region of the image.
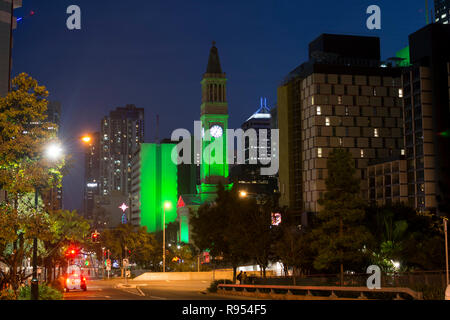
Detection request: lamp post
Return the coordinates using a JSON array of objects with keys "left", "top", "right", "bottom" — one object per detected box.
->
[
  {"left": 444, "top": 217, "right": 449, "bottom": 287},
  {"left": 163, "top": 201, "right": 171, "bottom": 273},
  {"left": 31, "top": 143, "right": 63, "bottom": 300}
]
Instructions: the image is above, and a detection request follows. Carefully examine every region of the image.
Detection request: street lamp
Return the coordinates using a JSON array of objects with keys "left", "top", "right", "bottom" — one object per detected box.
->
[
  {"left": 163, "top": 201, "right": 172, "bottom": 273},
  {"left": 444, "top": 217, "right": 449, "bottom": 287},
  {"left": 31, "top": 142, "right": 64, "bottom": 300},
  {"left": 239, "top": 191, "right": 247, "bottom": 198}
]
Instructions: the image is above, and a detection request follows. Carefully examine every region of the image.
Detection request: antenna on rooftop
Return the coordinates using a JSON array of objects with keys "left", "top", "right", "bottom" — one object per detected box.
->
[{"left": 155, "top": 114, "right": 159, "bottom": 143}]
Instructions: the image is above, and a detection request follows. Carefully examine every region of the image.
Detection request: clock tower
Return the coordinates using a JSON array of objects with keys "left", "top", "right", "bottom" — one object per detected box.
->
[{"left": 199, "top": 42, "right": 231, "bottom": 200}]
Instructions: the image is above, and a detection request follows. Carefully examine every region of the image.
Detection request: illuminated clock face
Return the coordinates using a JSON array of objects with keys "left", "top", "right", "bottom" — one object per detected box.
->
[{"left": 210, "top": 125, "right": 223, "bottom": 138}]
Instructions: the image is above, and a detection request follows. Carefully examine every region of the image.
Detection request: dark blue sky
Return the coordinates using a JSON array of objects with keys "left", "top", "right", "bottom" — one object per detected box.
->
[{"left": 11, "top": 0, "right": 428, "bottom": 211}]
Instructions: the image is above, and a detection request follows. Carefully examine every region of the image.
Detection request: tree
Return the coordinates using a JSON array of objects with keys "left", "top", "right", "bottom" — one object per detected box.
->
[
  {"left": 310, "top": 148, "right": 373, "bottom": 285},
  {"left": 365, "top": 204, "right": 445, "bottom": 271},
  {"left": 0, "top": 73, "right": 64, "bottom": 294},
  {"left": 240, "top": 194, "right": 275, "bottom": 278},
  {"left": 190, "top": 184, "right": 249, "bottom": 283},
  {"left": 273, "top": 211, "right": 315, "bottom": 283},
  {"left": 102, "top": 224, "right": 159, "bottom": 271}
]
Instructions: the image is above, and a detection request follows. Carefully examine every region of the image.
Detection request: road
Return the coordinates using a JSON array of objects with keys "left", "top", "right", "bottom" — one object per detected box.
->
[{"left": 63, "top": 279, "right": 258, "bottom": 300}]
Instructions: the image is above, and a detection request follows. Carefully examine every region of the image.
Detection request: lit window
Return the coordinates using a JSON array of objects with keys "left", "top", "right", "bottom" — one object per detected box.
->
[
  {"left": 338, "top": 96, "right": 343, "bottom": 104},
  {"left": 339, "top": 138, "right": 343, "bottom": 146},
  {"left": 311, "top": 96, "right": 315, "bottom": 105},
  {"left": 316, "top": 106, "right": 321, "bottom": 115},
  {"left": 360, "top": 149, "right": 364, "bottom": 158},
  {"left": 325, "top": 117, "right": 331, "bottom": 126},
  {"left": 401, "top": 149, "right": 405, "bottom": 155},
  {"left": 373, "top": 88, "right": 377, "bottom": 96},
  {"left": 398, "top": 89, "right": 403, "bottom": 98},
  {"left": 345, "top": 106, "right": 349, "bottom": 116},
  {"left": 374, "top": 128, "right": 379, "bottom": 137},
  {"left": 318, "top": 148, "right": 322, "bottom": 158}
]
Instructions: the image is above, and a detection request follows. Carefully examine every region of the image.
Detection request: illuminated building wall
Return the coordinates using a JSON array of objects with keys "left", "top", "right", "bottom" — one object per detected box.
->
[
  {"left": 396, "top": 47, "right": 411, "bottom": 67},
  {"left": 130, "top": 143, "right": 178, "bottom": 233}
]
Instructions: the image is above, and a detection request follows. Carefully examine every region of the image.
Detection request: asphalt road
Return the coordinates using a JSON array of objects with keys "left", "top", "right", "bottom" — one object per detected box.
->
[{"left": 63, "top": 279, "right": 258, "bottom": 300}]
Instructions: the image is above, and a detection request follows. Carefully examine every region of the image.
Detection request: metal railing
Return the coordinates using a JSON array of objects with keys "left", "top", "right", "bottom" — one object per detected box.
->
[{"left": 217, "top": 284, "right": 423, "bottom": 300}]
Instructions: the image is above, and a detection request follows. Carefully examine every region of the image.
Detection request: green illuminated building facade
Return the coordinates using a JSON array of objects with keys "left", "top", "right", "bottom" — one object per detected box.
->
[
  {"left": 198, "top": 42, "right": 232, "bottom": 202},
  {"left": 130, "top": 143, "right": 178, "bottom": 232},
  {"left": 396, "top": 46, "right": 411, "bottom": 67}
]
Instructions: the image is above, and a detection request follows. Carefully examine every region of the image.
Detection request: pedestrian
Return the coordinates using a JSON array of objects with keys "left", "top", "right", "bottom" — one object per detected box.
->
[
  {"left": 237, "top": 271, "right": 243, "bottom": 284},
  {"left": 242, "top": 272, "right": 248, "bottom": 285}
]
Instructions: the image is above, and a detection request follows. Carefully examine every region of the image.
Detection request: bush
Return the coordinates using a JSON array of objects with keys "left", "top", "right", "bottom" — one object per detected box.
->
[
  {"left": 207, "top": 279, "right": 233, "bottom": 293},
  {"left": 0, "top": 289, "right": 17, "bottom": 300},
  {"left": 18, "top": 284, "right": 63, "bottom": 300},
  {"left": 49, "top": 279, "right": 65, "bottom": 293}
]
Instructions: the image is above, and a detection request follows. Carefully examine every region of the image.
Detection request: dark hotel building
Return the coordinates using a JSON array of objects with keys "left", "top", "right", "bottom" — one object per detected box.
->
[
  {"left": 401, "top": 23, "right": 450, "bottom": 215},
  {"left": 434, "top": 0, "right": 450, "bottom": 24},
  {"left": 278, "top": 34, "right": 403, "bottom": 215}
]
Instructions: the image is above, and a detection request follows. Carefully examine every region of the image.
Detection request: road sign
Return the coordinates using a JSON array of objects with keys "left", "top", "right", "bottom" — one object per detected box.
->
[
  {"left": 125, "top": 270, "right": 131, "bottom": 278},
  {"left": 123, "top": 259, "right": 129, "bottom": 267},
  {"left": 106, "top": 259, "right": 111, "bottom": 271}
]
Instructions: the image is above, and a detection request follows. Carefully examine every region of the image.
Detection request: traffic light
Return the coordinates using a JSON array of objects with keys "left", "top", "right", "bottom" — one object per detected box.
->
[
  {"left": 91, "top": 231, "right": 100, "bottom": 242},
  {"left": 65, "top": 245, "right": 79, "bottom": 259}
]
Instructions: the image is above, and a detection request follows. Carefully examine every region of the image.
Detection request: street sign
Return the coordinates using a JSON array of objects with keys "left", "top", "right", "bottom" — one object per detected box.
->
[
  {"left": 123, "top": 259, "right": 129, "bottom": 267},
  {"left": 106, "top": 259, "right": 111, "bottom": 271},
  {"left": 125, "top": 270, "right": 131, "bottom": 278}
]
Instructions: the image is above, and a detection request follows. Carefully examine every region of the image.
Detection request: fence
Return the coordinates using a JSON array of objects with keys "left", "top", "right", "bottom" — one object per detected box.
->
[{"left": 217, "top": 284, "right": 423, "bottom": 300}]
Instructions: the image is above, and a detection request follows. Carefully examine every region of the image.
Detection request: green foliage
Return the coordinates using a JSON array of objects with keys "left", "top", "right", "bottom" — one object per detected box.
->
[
  {"left": 365, "top": 204, "right": 445, "bottom": 271},
  {"left": 207, "top": 279, "right": 233, "bottom": 293},
  {"left": 102, "top": 224, "right": 159, "bottom": 269},
  {"left": 0, "top": 289, "right": 17, "bottom": 300},
  {"left": 190, "top": 184, "right": 251, "bottom": 280},
  {"left": 311, "top": 149, "right": 373, "bottom": 274},
  {"left": 273, "top": 212, "right": 315, "bottom": 278},
  {"left": 18, "top": 284, "right": 63, "bottom": 300}
]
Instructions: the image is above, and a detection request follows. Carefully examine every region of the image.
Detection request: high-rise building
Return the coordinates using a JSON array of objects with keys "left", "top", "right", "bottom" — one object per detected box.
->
[
  {"left": 130, "top": 143, "right": 178, "bottom": 232},
  {"left": 0, "top": 0, "right": 21, "bottom": 96},
  {"left": 99, "top": 104, "right": 144, "bottom": 198},
  {"left": 400, "top": 23, "right": 450, "bottom": 214},
  {"left": 229, "top": 98, "right": 278, "bottom": 197},
  {"left": 435, "top": 0, "right": 450, "bottom": 24},
  {"left": 83, "top": 132, "right": 100, "bottom": 220},
  {"left": 278, "top": 34, "right": 404, "bottom": 215},
  {"left": 241, "top": 97, "right": 272, "bottom": 165}
]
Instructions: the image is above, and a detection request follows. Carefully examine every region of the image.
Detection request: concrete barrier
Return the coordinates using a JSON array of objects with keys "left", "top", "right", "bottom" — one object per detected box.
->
[{"left": 133, "top": 271, "right": 234, "bottom": 281}]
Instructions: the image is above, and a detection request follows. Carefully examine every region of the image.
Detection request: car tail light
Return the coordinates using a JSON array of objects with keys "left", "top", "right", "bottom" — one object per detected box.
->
[
  {"left": 83, "top": 277, "right": 86, "bottom": 281},
  {"left": 66, "top": 278, "right": 70, "bottom": 284}
]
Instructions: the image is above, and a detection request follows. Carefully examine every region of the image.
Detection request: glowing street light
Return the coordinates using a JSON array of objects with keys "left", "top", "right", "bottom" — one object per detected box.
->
[
  {"left": 81, "top": 135, "right": 92, "bottom": 144},
  {"left": 163, "top": 201, "right": 172, "bottom": 273},
  {"left": 239, "top": 191, "right": 247, "bottom": 198},
  {"left": 45, "top": 143, "right": 64, "bottom": 160}
]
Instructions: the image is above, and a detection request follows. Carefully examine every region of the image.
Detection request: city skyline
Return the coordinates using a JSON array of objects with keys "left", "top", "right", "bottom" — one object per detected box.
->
[{"left": 10, "top": 0, "right": 429, "bottom": 211}]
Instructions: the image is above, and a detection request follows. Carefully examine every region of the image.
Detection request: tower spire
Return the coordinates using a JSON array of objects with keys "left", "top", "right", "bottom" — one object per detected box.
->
[{"left": 206, "top": 41, "right": 223, "bottom": 74}]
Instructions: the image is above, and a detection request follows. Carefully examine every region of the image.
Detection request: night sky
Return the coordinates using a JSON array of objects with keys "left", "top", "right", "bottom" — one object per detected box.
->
[{"left": 11, "top": 0, "right": 427, "bottom": 212}]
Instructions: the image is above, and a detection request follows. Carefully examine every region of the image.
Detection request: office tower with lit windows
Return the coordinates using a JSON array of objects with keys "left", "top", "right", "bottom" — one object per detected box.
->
[
  {"left": 278, "top": 34, "right": 404, "bottom": 215},
  {"left": 435, "top": 0, "right": 450, "bottom": 24},
  {"left": 229, "top": 98, "right": 278, "bottom": 196},
  {"left": 99, "top": 104, "right": 144, "bottom": 198},
  {"left": 400, "top": 23, "right": 450, "bottom": 214},
  {"left": 83, "top": 132, "right": 100, "bottom": 220}
]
